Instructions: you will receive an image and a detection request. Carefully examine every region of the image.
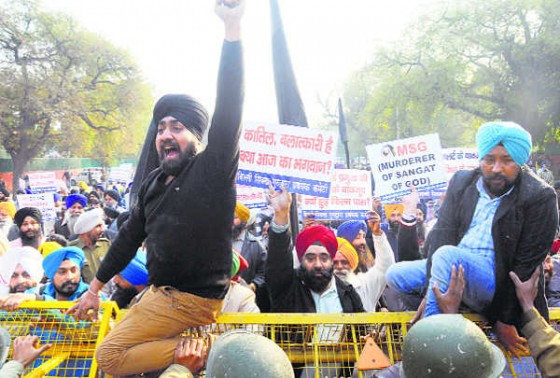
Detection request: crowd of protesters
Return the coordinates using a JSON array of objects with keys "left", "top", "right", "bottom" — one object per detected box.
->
[{"left": 1, "top": 0, "right": 560, "bottom": 377}]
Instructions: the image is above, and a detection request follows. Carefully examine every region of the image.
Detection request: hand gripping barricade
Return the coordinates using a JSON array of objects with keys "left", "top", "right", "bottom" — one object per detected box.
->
[{"left": 1, "top": 301, "right": 117, "bottom": 378}]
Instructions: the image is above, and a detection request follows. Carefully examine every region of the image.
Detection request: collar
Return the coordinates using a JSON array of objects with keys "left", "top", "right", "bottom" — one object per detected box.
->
[{"left": 476, "top": 176, "right": 515, "bottom": 200}]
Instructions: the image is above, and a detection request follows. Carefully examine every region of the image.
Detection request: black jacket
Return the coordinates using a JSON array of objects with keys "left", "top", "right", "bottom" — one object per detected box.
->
[
  {"left": 427, "top": 167, "right": 558, "bottom": 326},
  {"left": 96, "top": 41, "right": 244, "bottom": 299},
  {"left": 266, "top": 228, "right": 364, "bottom": 313},
  {"left": 239, "top": 236, "right": 267, "bottom": 289}
]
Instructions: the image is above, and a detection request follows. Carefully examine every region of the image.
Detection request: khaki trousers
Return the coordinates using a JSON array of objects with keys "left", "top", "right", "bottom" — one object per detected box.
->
[{"left": 96, "top": 285, "right": 223, "bottom": 375}]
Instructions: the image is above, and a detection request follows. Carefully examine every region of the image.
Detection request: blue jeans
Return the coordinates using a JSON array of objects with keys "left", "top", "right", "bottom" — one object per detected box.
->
[{"left": 385, "top": 245, "right": 496, "bottom": 316}]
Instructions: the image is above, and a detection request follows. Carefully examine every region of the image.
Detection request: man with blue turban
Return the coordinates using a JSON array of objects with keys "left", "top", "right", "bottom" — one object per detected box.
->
[
  {"left": 41, "top": 246, "right": 89, "bottom": 301},
  {"left": 336, "top": 220, "right": 374, "bottom": 273},
  {"left": 54, "top": 194, "right": 87, "bottom": 239},
  {"left": 108, "top": 250, "right": 149, "bottom": 309},
  {"left": 385, "top": 121, "right": 558, "bottom": 357}
]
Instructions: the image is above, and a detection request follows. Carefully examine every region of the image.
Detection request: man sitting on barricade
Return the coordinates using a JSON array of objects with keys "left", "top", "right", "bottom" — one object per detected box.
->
[
  {"left": 67, "top": 1, "right": 246, "bottom": 375},
  {"left": 385, "top": 121, "right": 558, "bottom": 356}
]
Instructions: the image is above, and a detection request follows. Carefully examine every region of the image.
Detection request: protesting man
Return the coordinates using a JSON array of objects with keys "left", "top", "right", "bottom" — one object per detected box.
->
[
  {"left": 386, "top": 121, "right": 558, "bottom": 356},
  {"left": 0, "top": 247, "right": 44, "bottom": 311},
  {"left": 68, "top": 1, "right": 245, "bottom": 375},
  {"left": 266, "top": 185, "right": 364, "bottom": 314},
  {"left": 333, "top": 210, "right": 395, "bottom": 312},
  {"left": 0, "top": 202, "right": 18, "bottom": 241},
  {"left": 54, "top": 194, "right": 87, "bottom": 239},
  {"left": 10, "top": 207, "right": 44, "bottom": 249},
  {"left": 41, "top": 246, "right": 90, "bottom": 301},
  {"left": 336, "top": 220, "right": 375, "bottom": 273},
  {"left": 69, "top": 208, "right": 110, "bottom": 283}
]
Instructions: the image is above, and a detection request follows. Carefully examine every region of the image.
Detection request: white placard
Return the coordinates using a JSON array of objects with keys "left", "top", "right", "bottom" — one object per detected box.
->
[
  {"left": 17, "top": 192, "right": 57, "bottom": 222},
  {"left": 28, "top": 172, "right": 57, "bottom": 193},
  {"left": 301, "top": 169, "right": 372, "bottom": 220},
  {"left": 366, "top": 134, "right": 446, "bottom": 201},
  {"left": 236, "top": 122, "right": 338, "bottom": 198}
]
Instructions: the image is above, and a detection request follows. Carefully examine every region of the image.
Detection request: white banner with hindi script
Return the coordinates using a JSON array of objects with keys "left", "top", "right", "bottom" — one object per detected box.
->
[{"left": 236, "top": 122, "right": 338, "bottom": 198}]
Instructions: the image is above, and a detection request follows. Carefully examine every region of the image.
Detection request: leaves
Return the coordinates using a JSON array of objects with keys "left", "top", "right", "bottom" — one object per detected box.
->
[
  {"left": 0, "top": 0, "right": 152, "bottom": 189},
  {"left": 340, "top": 0, "right": 560, "bottom": 153}
]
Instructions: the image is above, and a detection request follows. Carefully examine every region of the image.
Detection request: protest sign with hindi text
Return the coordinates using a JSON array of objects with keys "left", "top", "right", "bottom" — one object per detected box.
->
[{"left": 236, "top": 122, "right": 338, "bottom": 198}]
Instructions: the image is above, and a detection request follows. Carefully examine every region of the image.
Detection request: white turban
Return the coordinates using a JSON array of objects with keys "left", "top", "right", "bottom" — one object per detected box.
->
[
  {"left": 73, "top": 208, "right": 104, "bottom": 235},
  {"left": 0, "top": 247, "right": 44, "bottom": 295}
]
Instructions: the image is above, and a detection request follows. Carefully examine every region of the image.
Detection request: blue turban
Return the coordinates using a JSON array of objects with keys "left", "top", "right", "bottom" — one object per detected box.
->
[
  {"left": 65, "top": 194, "right": 87, "bottom": 209},
  {"left": 336, "top": 220, "right": 367, "bottom": 243},
  {"left": 42, "top": 246, "right": 85, "bottom": 280},
  {"left": 119, "top": 250, "right": 149, "bottom": 285},
  {"left": 476, "top": 121, "right": 532, "bottom": 167}
]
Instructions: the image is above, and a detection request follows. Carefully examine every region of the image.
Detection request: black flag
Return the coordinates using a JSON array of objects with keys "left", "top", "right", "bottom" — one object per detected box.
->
[
  {"left": 270, "top": 0, "right": 308, "bottom": 238},
  {"left": 129, "top": 119, "right": 159, "bottom": 208},
  {"left": 270, "top": 0, "right": 308, "bottom": 128},
  {"left": 338, "top": 98, "right": 351, "bottom": 169}
]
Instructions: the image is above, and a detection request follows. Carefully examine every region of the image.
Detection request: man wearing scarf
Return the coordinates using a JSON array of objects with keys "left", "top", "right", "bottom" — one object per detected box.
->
[
  {"left": 54, "top": 194, "right": 87, "bottom": 239},
  {"left": 386, "top": 121, "right": 558, "bottom": 356},
  {"left": 68, "top": 2, "right": 246, "bottom": 375},
  {"left": 10, "top": 208, "right": 43, "bottom": 250}
]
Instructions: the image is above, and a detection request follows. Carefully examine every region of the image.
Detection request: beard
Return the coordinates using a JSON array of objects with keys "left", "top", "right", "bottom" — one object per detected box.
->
[
  {"left": 9, "top": 282, "right": 34, "bottom": 293},
  {"left": 482, "top": 173, "right": 516, "bottom": 197},
  {"left": 66, "top": 212, "right": 80, "bottom": 234},
  {"left": 0, "top": 220, "right": 10, "bottom": 236},
  {"left": 334, "top": 268, "right": 354, "bottom": 283},
  {"left": 389, "top": 220, "right": 400, "bottom": 232},
  {"left": 232, "top": 222, "right": 246, "bottom": 240},
  {"left": 298, "top": 263, "right": 334, "bottom": 294},
  {"left": 112, "top": 285, "right": 140, "bottom": 309},
  {"left": 54, "top": 280, "right": 79, "bottom": 297},
  {"left": 159, "top": 141, "right": 197, "bottom": 176},
  {"left": 20, "top": 229, "right": 41, "bottom": 246}
]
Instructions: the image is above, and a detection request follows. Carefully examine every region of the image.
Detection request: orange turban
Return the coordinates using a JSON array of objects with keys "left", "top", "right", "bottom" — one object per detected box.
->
[
  {"left": 336, "top": 237, "right": 359, "bottom": 271},
  {"left": 235, "top": 202, "right": 250, "bottom": 223},
  {"left": 384, "top": 203, "right": 404, "bottom": 218},
  {"left": 295, "top": 224, "right": 338, "bottom": 261},
  {"left": 0, "top": 202, "right": 16, "bottom": 220}
]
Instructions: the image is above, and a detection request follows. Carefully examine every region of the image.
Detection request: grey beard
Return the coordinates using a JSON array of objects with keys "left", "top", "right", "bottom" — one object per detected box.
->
[
  {"left": 66, "top": 212, "right": 80, "bottom": 234},
  {"left": 0, "top": 220, "right": 11, "bottom": 236}
]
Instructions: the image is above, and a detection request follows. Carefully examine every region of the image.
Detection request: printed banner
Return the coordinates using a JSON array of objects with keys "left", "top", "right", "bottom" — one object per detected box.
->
[
  {"left": 109, "top": 164, "right": 134, "bottom": 184},
  {"left": 17, "top": 192, "right": 57, "bottom": 221},
  {"left": 236, "top": 184, "right": 267, "bottom": 209},
  {"left": 443, "top": 148, "right": 479, "bottom": 181},
  {"left": 28, "top": 172, "right": 57, "bottom": 193},
  {"left": 236, "top": 122, "right": 338, "bottom": 198},
  {"left": 301, "top": 169, "right": 372, "bottom": 220},
  {"left": 366, "top": 134, "right": 446, "bottom": 201}
]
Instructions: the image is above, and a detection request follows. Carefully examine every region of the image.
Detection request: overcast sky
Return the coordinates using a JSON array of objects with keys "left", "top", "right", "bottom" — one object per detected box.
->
[{"left": 41, "top": 0, "right": 428, "bottom": 126}]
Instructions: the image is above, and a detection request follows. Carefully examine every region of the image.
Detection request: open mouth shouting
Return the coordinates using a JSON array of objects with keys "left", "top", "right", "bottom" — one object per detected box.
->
[{"left": 160, "top": 142, "right": 181, "bottom": 160}]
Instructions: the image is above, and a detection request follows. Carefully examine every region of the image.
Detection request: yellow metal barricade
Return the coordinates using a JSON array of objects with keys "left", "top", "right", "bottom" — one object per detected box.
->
[
  {"left": 3, "top": 303, "right": 559, "bottom": 377},
  {"left": 0, "top": 301, "right": 117, "bottom": 378}
]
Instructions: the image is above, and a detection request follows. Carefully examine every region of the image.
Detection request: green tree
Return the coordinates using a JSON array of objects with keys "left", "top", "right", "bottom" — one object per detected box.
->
[
  {"left": 0, "top": 0, "right": 152, "bottom": 191},
  {"left": 342, "top": 0, "right": 560, "bottom": 153}
]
